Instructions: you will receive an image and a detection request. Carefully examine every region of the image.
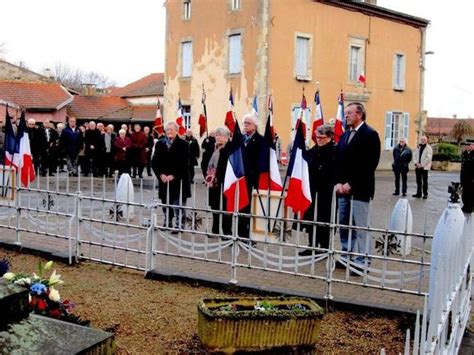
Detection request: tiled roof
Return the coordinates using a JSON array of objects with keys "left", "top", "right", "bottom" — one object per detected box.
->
[
  {"left": 0, "top": 80, "right": 73, "bottom": 110},
  {"left": 68, "top": 95, "right": 156, "bottom": 122},
  {"left": 110, "top": 73, "right": 164, "bottom": 98},
  {"left": 426, "top": 117, "right": 474, "bottom": 136}
]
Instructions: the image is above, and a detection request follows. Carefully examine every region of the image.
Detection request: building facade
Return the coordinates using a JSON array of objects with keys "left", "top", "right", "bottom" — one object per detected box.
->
[{"left": 164, "top": 0, "right": 429, "bottom": 156}]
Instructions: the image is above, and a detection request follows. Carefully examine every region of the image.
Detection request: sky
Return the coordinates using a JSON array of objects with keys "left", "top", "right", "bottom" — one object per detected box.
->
[{"left": 0, "top": 0, "right": 471, "bottom": 118}]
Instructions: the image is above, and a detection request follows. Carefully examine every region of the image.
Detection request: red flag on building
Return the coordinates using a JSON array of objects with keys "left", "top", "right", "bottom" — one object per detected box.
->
[{"left": 224, "top": 88, "right": 236, "bottom": 134}]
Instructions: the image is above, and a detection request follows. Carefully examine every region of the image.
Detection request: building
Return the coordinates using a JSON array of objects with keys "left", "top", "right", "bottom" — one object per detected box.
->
[
  {"left": 164, "top": 0, "right": 429, "bottom": 163},
  {"left": 0, "top": 60, "right": 73, "bottom": 123},
  {"left": 426, "top": 117, "right": 474, "bottom": 143}
]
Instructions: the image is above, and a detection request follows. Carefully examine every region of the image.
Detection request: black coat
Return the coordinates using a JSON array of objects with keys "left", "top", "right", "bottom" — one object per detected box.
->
[
  {"left": 392, "top": 144, "right": 412, "bottom": 173},
  {"left": 335, "top": 122, "right": 381, "bottom": 202},
  {"left": 84, "top": 129, "right": 103, "bottom": 156},
  {"left": 201, "top": 136, "right": 216, "bottom": 173},
  {"left": 186, "top": 136, "right": 200, "bottom": 166},
  {"left": 152, "top": 136, "right": 191, "bottom": 202},
  {"left": 242, "top": 132, "right": 263, "bottom": 192},
  {"left": 461, "top": 149, "right": 474, "bottom": 212}
]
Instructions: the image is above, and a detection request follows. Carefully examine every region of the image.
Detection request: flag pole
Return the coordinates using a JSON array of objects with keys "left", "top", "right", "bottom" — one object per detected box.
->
[{"left": 202, "top": 83, "right": 208, "bottom": 137}]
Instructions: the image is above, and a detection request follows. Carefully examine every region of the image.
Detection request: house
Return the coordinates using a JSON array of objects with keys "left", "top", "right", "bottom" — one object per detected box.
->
[
  {"left": 425, "top": 117, "right": 474, "bottom": 143},
  {"left": 110, "top": 73, "right": 164, "bottom": 106},
  {"left": 0, "top": 60, "right": 73, "bottom": 123},
  {"left": 164, "top": 0, "right": 429, "bottom": 162}
]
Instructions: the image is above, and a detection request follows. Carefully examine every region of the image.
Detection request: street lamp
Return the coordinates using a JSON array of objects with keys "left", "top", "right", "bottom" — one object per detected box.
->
[{"left": 417, "top": 48, "right": 435, "bottom": 138}]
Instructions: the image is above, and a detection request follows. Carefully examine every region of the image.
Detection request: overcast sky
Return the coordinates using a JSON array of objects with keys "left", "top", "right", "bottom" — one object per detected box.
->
[{"left": 0, "top": 0, "right": 471, "bottom": 118}]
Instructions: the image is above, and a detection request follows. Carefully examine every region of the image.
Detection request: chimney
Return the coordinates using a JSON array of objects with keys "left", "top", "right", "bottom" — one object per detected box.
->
[{"left": 81, "top": 83, "right": 97, "bottom": 96}]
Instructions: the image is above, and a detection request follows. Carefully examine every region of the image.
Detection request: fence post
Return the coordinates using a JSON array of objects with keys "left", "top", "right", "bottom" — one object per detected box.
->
[
  {"left": 145, "top": 212, "right": 156, "bottom": 273},
  {"left": 325, "top": 188, "right": 337, "bottom": 303},
  {"left": 74, "top": 191, "right": 82, "bottom": 263},
  {"left": 230, "top": 183, "right": 240, "bottom": 284},
  {"left": 14, "top": 174, "right": 21, "bottom": 245}
]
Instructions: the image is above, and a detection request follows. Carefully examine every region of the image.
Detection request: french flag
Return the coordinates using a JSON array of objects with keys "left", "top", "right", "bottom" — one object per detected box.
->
[
  {"left": 311, "top": 89, "right": 324, "bottom": 143},
  {"left": 285, "top": 122, "right": 311, "bottom": 215},
  {"left": 176, "top": 97, "right": 186, "bottom": 136},
  {"left": 257, "top": 99, "right": 282, "bottom": 192},
  {"left": 296, "top": 93, "right": 307, "bottom": 139},
  {"left": 153, "top": 101, "right": 164, "bottom": 136},
  {"left": 334, "top": 90, "right": 345, "bottom": 143},
  {"left": 4, "top": 110, "right": 35, "bottom": 187},
  {"left": 223, "top": 121, "right": 249, "bottom": 212},
  {"left": 224, "top": 88, "right": 236, "bottom": 134}
]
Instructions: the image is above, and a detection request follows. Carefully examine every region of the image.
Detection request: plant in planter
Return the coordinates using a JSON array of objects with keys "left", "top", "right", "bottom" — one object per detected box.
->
[
  {"left": 2, "top": 260, "right": 89, "bottom": 326},
  {"left": 198, "top": 297, "right": 324, "bottom": 353}
]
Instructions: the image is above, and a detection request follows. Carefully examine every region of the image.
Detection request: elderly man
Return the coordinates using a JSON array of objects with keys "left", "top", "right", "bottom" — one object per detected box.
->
[
  {"left": 392, "top": 137, "right": 412, "bottom": 196},
  {"left": 413, "top": 135, "right": 433, "bottom": 199},
  {"left": 84, "top": 121, "right": 102, "bottom": 176},
  {"left": 335, "top": 102, "right": 381, "bottom": 272},
  {"left": 59, "top": 117, "right": 82, "bottom": 176},
  {"left": 152, "top": 121, "right": 191, "bottom": 232},
  {"left": 239, "top": 113, "right": 263, "bottom": 240}
]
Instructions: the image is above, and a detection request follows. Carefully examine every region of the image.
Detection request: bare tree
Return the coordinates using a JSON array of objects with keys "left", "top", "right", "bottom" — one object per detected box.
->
[
  {"left": 450, "top": 120, "right": 474, "bottom": 148},
  {"left": 47, "top": 62, "right": 116, "bottom": 91}
]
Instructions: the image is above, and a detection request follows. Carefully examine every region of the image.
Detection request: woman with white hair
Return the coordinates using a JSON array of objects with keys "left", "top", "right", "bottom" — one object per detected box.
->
[{"left": 113, "top": 129, "right": 131, "bottom": 176}]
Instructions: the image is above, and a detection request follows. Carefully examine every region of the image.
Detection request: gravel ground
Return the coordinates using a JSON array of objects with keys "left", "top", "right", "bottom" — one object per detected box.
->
[{"left": 2, "top": 248, "right": 410, "bottom": 354}]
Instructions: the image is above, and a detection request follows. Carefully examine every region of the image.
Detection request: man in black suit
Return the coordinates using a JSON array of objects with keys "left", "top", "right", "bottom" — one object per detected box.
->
[
  {"left": 41, "top": 120, "right": 59, "bottom": 176},
  {"left": 152, "top": 121, "right": 191, "bottom": 232},
  {"left": 239, "top": 113, "right": 263, "bottom": 240},
  {"left": 335, "top": 102, "right": 381, "bottom": 271}
]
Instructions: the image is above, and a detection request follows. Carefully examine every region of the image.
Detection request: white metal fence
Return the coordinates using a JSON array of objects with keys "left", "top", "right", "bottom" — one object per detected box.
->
[{"left": 0, "top": 168, "right": 471, "bottom": 354}]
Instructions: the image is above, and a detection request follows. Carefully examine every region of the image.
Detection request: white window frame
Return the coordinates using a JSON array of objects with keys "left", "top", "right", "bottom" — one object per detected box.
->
[
  {"left": 384, "top": 111, "right": 409, "bottom": 150},
  {"left": 182, "top": 105, "right": 192, "bottom": 129},
  {"left": 294, "top": 33, "right": 313, "bottom": 81},
  {"left": 231, "top": 0, "right": 241, "bottom": 11},
  {"left": 393, "top": 53, "right": 406, "bottom": 91},
  {"left": 183, "top": 0, "right": 191, "bottom": 20},
  {"left": 181, "top": 41, "right": 193, "bottom": 78},
  {"left": 228, "top": 33, "right": 242, "bottom": 74},
  {"left": 348, "top": 37, "right": 365, "bottom": 82}
]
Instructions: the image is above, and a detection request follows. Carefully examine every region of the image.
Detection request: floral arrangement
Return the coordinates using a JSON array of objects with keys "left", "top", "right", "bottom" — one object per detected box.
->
[
  {"left": 2, "top": 258, "right": 88, "bottom": 326},
  {"left": 218, "top": 300, "right": 307, "bottom": 315}
]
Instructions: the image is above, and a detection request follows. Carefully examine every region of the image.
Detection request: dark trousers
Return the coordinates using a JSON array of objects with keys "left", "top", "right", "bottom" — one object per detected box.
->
[
  {"left": 146, "top": 151, "right": 152, "bottom": 176},
  {"left": 415, "top": 168, "right": 428, "bottom": 196},
  {"left": 104, "top": 152, "right": 114, "bottom": 177},
  {"left": 394, "top": 170, "right": 408, "bottom": 194},
  {"left": 209, "top": 187, "right": 232, "bottom": 235},
  {"left": 304, "top": 198, "right": 332, "bottom": 249}
]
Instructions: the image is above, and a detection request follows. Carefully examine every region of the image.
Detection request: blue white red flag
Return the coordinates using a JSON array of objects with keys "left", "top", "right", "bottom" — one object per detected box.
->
[
  {"left": 225, "top": 88, "right": 236, "bottom": 133},
  {"left": 223, "top": 121, "right": 249, "bottom": 212},
  {"left": 334, "top": 90, "right": 345, "bottom": 143},
  {"left": 285, "top": 122, "right": 311, "bottom": 215},
  {"left": 4, "top": 110, "right": 35, "bottom": 186},
  {"left": 311, "top": 89, "right": 324, "bottom": 143},
  {"left": 176, "top": 97, "right": 185, "bottom": 136},
  {"left": 251, "top": 94, "right": 258, "bottom": 118},
  {"left": 257, "top": 108, "right": 282, "bottom": 192},
  {"left": 296, "top": 93, "right": 307, "bottom": 138}
]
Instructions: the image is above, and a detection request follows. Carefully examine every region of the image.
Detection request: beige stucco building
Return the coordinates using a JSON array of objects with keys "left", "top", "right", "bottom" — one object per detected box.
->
[{"left": 164, "top": 0, "right": 429, "bottom": 159}]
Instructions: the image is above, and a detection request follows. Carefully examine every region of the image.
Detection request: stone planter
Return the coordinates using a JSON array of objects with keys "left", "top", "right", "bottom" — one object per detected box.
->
[
  {"left": 197, "top": 297, "right": 324, "bottom": 353},
  {"left": 431, "top": 161, "right": 461, "bottom": 171}
]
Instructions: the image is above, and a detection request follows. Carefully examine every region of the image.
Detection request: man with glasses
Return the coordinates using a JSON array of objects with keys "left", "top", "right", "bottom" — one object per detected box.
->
[{"left": 335, "top": 102, "right": 381, "bottom": 273}]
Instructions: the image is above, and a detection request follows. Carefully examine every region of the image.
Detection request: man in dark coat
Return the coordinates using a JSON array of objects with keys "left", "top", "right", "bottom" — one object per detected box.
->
[
  {"left": 59, "top": 117, "right": 82, "bottom": 176},
  {"left": 26, "top": 118, "right": 46, "bottom": 175},
  {"left": 41, "top": 120, "right": 59, "bottom": 176},
  {"left": 239, "top": 113, "right": 263, "bottom": 240},
  {"left": 461, "top": 143, "right": 474, "bottom": 214},
  {"left": 392, "top": 137, "right": 412, "bottom": 196},
  {"left": 152, "top": 121, "right": 191, "bottom": 231},
  {"left": 185, "top": 129, "right": 200, "bottom": 183},
  {"left": 83, "top": 121, "right": 103, "bottom": 176},
  {"left": 201, "top": 130, "right": 216, "bottom": 178},
  {"left": 144, "top": 126, "right": 155, "bottom": 176},
  {"left": 335, "top": 102, "right": 381, "bottom": 270}
]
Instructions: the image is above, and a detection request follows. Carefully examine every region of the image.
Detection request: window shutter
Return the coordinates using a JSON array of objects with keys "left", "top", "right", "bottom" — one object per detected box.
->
[
  {"left": 400, "top": 55, "right": 406, "bottom": 90},
  {"left": 384, "top": 112, "right": 393, "bottom": 150},
  {"left": 392, "top": 55, "right": 397, "bottom": 89},
  {"left": 229, "top": 34, "right": 241, "bottom": 74},
  {"left": 296, "top": 37, "right": 308, "bottom": 77},
  {"left": 402, "top": 112, "right": 409, "bottom": 140},
  {"left": 182, "top": 42, "right": 192, "bottom": 77}
]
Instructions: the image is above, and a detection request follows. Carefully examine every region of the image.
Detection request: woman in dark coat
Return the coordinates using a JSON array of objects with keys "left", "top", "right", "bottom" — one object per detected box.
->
[
  {"left": 152, "top": 122, "right": 191, "bottom": 229},
  {"left": 300, "top": 124, "right": 337, "bottom": 255},
  {"left": 205, "top": 127, "right": 232, "bottom": 236},
  {"left": 113, "top": 129, "right": 132, "bottom": 176},
  {"left": 130, "top": 124, "right": 148, "bottom": 178},
  {"left": 201, "top": 131, "right": 216, "bottom": 179}
]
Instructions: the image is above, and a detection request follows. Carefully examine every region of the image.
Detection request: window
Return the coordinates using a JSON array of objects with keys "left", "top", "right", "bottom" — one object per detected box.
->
[
  {"left": 231, "top": 0, "right": 240, "bottom": 10},
  {"left": 182, "top": 105, "right": 191, "bottom": 129},
  {"left": 229, "top": 34, "right": 241, "bottom": 74},
  {"left": 182, "top": 41, "right": 192, "bottom": 77},
  {"left": 183, "top": 0, "right": 191, "bottom": 20},
  {"left": 393, "top": 53, "right": 406, "bottom": 91},
  {"left": 295, "top": 36, "right": 310, "bottom": 79},
  {"left": 348, "top": 37, "right": 365, "bottom": 82},
  {"left": 384, "top": 112, "right": 409, "bottom": 149}
]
